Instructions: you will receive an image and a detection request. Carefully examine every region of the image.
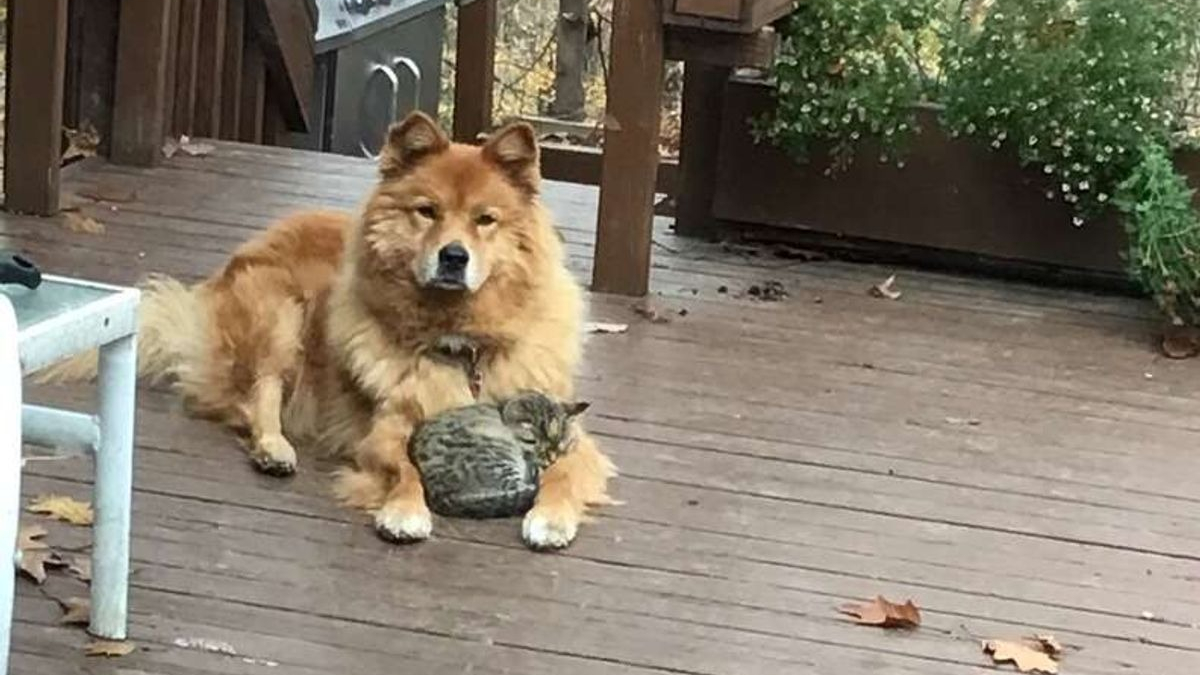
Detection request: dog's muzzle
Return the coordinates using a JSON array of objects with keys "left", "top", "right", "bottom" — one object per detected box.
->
[{"left": 429, "top": 241, "right": 470, "bottom": 290}]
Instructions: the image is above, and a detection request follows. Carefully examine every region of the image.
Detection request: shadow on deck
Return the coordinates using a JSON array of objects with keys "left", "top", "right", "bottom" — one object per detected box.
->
[{"left": 4, "top": 142, "right": 1200, "bottom": 675}]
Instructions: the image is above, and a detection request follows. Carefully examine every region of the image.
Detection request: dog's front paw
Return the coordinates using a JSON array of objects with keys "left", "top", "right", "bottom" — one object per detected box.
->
[
  {"left": 374, "top": 503, "right": 433, "bottom": 544},
  {"left": 250, "top": 434, "right": 297, "bottom": 477},
  {"left": 522, "top": 504, "right": 579, "bottom": 551}
]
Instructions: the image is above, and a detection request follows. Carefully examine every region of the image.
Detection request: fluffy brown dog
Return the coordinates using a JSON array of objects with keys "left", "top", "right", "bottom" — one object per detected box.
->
[{"left": 45, "top": 113, "right": 614, "bottom": 549}]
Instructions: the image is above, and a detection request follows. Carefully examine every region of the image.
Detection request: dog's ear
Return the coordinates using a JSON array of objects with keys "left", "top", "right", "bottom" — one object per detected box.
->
[
  {"left": 482, "top": 122, "right": 540, "bottom": 194},
  {"left": 380, "top": 112, "right": 450, "bottom": 177}
]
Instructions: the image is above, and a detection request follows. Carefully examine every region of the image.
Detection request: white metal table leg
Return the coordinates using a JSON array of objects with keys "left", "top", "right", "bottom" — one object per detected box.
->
[
  {"left": 89, "top": 334, "right": 136, "bottom": 640},
  {"left": 0, "top": 296, "right": 21, "bottom": 673}
]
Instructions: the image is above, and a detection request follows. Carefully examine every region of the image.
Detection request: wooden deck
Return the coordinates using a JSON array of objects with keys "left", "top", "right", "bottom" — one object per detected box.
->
[{"left": 5, "top": 142, "right": 1200, "bottom": 674}]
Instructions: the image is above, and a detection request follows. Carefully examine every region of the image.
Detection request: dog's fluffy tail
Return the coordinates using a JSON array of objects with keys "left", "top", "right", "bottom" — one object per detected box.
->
[{"left": 35, "top": 275, "right": 208, "bottom": 385}]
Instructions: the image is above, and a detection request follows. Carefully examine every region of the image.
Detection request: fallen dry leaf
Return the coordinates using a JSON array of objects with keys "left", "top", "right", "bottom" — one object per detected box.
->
[
  {"left": 63, "top": 124, "right": 101, "bottom": 162},
  {"left": 585, "top": 321, "right": 629, "bottom": 334},
  {"left": 28, "top": 494, "right": 95, "bottom": 526},
  {"left": 176, "top": 135, "right": 215, "bottom": 157},
  {"left": 18, "top": 549, "right": 66, "bottom": 584},
  {"left": 870, "top": 275, "right": 902, "bottom": 300},
  {"left": 631, "top": 299, "right": 671, "bottom": 324},
  {"left": 1161, "top": 326, "right": 1200, "bottom": 359},
  {"left": 58, "top": 597, "right": 91, "bottom": 626},
  {"left": 838, "top": 596, "right": 922, "bottom": 628},
  {"left": 64, "top": 212, "right": 105, "bottom": 235},
  {"left": 68, "top": 556, "right": 93, "bottom": 583},
  {"left": 982, "top": 639, "right": 1059, "bottom": 674},
  {"left": 85, "top": 640, "right": 137, "bottom": 658},
  {"left": 945, "top": 416, "right": 982, "bottom": 427}
]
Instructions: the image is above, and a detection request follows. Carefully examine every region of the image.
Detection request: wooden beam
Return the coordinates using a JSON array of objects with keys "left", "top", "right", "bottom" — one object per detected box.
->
[
  {"left": 246, "top": 0, "right": 314, "bottom": 132},
  {"left": 592, "top": 0, "right": 666, "bottom": 296},
  {"left": 3, "top": 0, "right": 69, "bottom": 214},
  {"left": 664, "top": 25, "right": 776, "bottom": 67},
  {"left": 453, "top": 0, "right": 497, "bottom": 143},
  {"left": 111, "top": 0, "right": 177, "bottom": 166},
  {"left": 219, "top": 0, "right": 246, "bottom": 139},
  {"left": 193, "top": 0, "right": 228, "bottom": 137},
  {"left": 541, "top": 143, "right": 678, "bottom": 196},
  {"left": 673, "top": 63, "right": 729, "bottom": 236},
  {"left": 238, "top": 41, "right": 266, "bottom": 143},
  {"left": 173, "top": 0, "right": 203, "bottom": 135},
  {"left": 162, "top": 0, "right": 182, "bottom": 134},
  {"left": 673, "top": 0, "right": 742, "bottom": 21}
]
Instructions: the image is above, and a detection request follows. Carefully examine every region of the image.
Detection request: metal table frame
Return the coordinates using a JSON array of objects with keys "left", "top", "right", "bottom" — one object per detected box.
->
[{"left": 1, "top": 275, "right": 139, "bottom": 672}]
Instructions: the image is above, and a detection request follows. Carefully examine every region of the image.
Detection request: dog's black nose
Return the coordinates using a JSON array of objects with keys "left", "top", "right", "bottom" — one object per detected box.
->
[{"left": 438, "top": 242, "right": 470, "bottom": 270}]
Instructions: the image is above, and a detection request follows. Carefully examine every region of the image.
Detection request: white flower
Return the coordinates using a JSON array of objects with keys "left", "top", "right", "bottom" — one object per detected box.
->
[
  {"left": 1078, "top": 181, "right": 1090, "bottom": 191},
  {"left": 1073, "top": 216, "right": 1084, "bottom": 227},
  {"left": 1029, "top": 136, "right": 1039, "bottom": 146},
  {"left": 1044, "top": 164, "right": 1056, "bottom": 174},
  {"left": 1098, "top": 193, "right": 1109, "bottom": 203}
]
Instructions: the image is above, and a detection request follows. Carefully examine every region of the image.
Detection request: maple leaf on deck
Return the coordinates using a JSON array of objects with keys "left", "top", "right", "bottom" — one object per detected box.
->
[
  {"left": 982, "top": 639, "right": 1060, "bottom": 674},
  {"left": 838, "top": 596, "right": 922, "bottom": 628},
  {"left": 28, "top": 494, "right": 95, "bottom": 526},
  {"left": 85, "top": 640, "right": 136, "bottom": 657},
  {"left": 18, "top": 549, "right": 67, "bottom": 585}
]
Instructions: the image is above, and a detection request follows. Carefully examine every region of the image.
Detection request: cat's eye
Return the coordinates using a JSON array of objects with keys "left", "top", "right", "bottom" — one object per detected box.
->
[
  {"left": 415, "top": 204, "right": 438, "bottom": 220},
  {"left": 475, "top": 213, "right": 497, "bottom": 227}
]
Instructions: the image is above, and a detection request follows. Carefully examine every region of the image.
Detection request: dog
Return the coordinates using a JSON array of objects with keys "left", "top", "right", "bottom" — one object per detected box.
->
[{"left": 44, "top": 112, "right": 615, "bottom": 550}]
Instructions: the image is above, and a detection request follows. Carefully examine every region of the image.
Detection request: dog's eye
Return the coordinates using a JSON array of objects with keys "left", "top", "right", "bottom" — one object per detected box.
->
[
  {"left": 475, "top": 213, "right": 497, "bottom": 227},
  {"left": 415, "top": 205, "right": 438, "bottom": 220}
]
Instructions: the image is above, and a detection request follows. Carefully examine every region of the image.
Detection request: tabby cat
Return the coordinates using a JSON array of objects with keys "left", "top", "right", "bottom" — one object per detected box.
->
[{"left": 409, "top": 391, "right": 590, "bottom": 519}]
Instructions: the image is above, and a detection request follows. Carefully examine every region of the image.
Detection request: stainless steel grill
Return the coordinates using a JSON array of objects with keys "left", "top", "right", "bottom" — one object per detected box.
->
[{"left": 287, "top": 0, "right": 447, "bottom": 157}]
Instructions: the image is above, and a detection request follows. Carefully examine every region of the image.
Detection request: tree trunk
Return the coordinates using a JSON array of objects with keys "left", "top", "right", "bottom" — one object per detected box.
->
[{"left": 549, "top": 0, "right": 587, "bottom": 120}]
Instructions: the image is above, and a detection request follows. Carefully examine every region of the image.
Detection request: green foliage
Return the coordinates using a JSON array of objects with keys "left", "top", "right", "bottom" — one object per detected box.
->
[
  {"left": 763, "top": 0, "right": 1200, "bottom": 321},
  {"left": 759, "top": 0, "right": 944, "bottom": 170},
  {"left": 1116, "top": 143, "right": 1200, "bottom": 324}
]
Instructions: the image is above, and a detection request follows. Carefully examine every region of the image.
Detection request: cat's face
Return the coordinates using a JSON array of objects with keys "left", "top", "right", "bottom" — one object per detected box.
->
[{"left": 500, "top": 392, "right": 590, "bottom": 447}]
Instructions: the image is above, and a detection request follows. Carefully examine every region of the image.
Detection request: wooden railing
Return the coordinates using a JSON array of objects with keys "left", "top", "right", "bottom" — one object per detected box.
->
[
  {"left": 3, "top": 0, "right": 316, "bottom": 216},
  {"left": 452, "top": 0, "right": 788, "bottom": 296}
]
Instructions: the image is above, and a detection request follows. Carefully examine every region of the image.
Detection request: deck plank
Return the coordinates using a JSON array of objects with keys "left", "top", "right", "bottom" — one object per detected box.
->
[{"left": 4, "top": 140, "right": 1199, "bottom": 674}]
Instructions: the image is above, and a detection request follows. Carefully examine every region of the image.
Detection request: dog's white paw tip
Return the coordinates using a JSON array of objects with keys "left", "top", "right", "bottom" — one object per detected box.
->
[
  {"left": 374, "top": 509, "right": 432, "bottom": 544},
  {"left": 522, "top": 512, "right": 577, "bottom": 551}
]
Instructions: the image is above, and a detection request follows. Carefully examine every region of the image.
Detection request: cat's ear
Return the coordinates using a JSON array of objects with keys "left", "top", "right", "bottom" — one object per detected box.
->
[{"left": 565, "top": 401, "right": 591, "bottom": 418}]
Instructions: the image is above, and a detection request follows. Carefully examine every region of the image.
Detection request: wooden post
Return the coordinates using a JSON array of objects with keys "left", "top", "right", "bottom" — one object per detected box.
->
[
  {"left": 239, "top": 42, "right": 267, "bottom": 143},
  {"left": 3, "top": 0, "right": 69, "bottom": 215},
  {"left": 673, "top": 63, "right": 729, "bottom": 237},
  {"left": 219, "top": 0, "right": 246, "bottom": 139},
  {"left": 453, "top": 0, "right": 497, "bottom": 143},
  {"left": 193, "top": 0, "right": 228, "bottom": 137},
  {"left": 173, "top": 0, "right": 203, "bottom": 135},
  {"left": 111, "top": 0, "right": 176, "bottom": 165},
  {"left": 592, "top": 0, "right": 665, "bottom": 296}
]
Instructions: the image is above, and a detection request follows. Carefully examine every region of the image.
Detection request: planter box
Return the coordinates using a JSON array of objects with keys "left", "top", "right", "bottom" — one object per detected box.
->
[{"left": 711, "top": 79, "right": 1200, "bottom": 278}]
